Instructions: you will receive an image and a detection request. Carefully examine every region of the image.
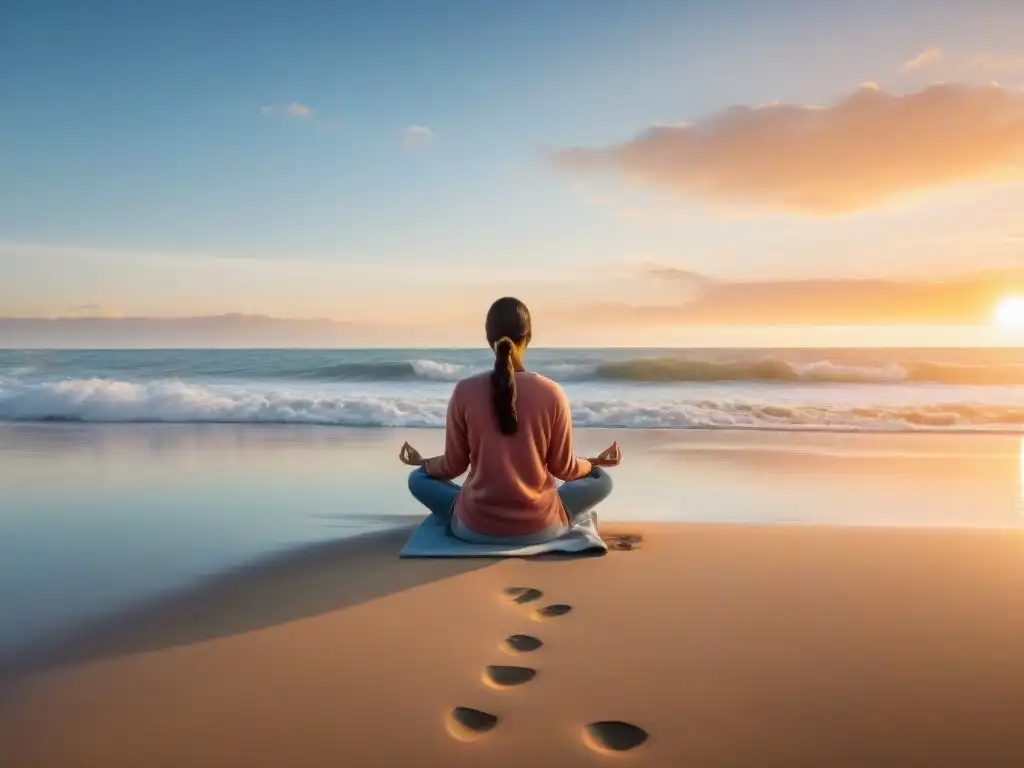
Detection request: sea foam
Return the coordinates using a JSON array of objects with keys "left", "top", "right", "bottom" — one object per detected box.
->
[{"left": 2, "top": 378, "right": 1023, "bottom": 433}]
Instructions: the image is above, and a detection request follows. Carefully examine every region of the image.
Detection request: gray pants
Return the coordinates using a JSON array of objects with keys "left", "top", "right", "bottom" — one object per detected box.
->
[{"left": 408, "top": 466, "right": 614, "bottom": 545}]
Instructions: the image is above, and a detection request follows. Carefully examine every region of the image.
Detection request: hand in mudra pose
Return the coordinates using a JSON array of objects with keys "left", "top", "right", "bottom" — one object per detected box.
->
[
  {"left": 398, "top": 442, "right": 425, "bottom": 467},
  {"left": 590, "top": 441, "right": 622, "bottom": 468}
]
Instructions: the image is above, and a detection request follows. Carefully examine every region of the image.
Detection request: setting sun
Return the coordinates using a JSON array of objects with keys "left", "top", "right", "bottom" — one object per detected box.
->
[{"left": 994, "top": 297, "right": 1024, "bottom": 330}]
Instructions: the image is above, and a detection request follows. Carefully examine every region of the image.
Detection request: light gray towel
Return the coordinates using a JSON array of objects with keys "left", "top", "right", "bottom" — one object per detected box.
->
[{"left": 399, "top": 510, "right": 607, "bottom": 558}]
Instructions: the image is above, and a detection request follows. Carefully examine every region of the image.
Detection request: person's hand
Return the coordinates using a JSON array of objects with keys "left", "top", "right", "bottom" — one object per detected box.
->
[
  {"left": 591, "top": 441, "right": 622, "bottom": 468},
  {"left": 399, "top": 442, "right": 425, "bottom": 466}
]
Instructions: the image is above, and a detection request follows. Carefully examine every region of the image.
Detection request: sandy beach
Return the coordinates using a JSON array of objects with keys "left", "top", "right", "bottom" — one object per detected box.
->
[
  {"left": 3, "top": 519, "right": 1024, "bottom": 767},
  {"left": 7, "top": 0, "right": 1024, "bottom": 759}
]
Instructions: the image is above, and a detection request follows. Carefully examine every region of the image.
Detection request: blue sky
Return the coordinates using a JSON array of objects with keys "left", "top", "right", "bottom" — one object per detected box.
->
[{"left": 3, "top": 0, "right": 1024, "bottom": 345}]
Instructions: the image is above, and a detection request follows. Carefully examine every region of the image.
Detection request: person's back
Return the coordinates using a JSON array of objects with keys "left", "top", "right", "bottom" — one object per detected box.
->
[
  {"left": 440, "top": 371, "right": 586, "bottom": 537},
  {"left": 401, "top": 296, "right": 621, "bottom": 545}
]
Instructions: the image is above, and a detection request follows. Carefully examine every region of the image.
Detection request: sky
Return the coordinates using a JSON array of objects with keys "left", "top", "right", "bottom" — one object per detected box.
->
[{"left": 3, "top": 0, "right": 1024, "bottom": 346}]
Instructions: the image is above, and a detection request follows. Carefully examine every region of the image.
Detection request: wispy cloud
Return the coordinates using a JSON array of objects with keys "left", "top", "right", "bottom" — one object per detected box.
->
[
  {"left": 67, "top": 303, "right": 122, "bottom": 318},
  {"left": 259, "top": 102, "right": 346, "bottom": 133},
  {"left": 903, "top": 46, "right": 1024, "bottom": 73},
  {"left": 903, "top": 46, "right": 944, "bottom": 70},
  {"left": 596, "top": 266, "right": 1024, "bottom": 325},
  {"left": 261, "top": 102, "right": 313, "bottom": 118},
  {"left": 551, "top": 83, "right": 1024, "bottom": 216},
  {"left": 640, "top": 264, "right": 714, "bottom": 286},
  {"left": 403, "top": 124, "right": 436, "bottom": 149}
]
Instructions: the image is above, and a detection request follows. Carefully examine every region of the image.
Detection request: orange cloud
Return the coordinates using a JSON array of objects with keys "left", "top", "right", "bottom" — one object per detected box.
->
[
  {"left": 551, "top": 83, "right": 1024, "bottom": 215},
  {"left": 551, "top": 267, "right": 1024, "bottom": 326},
  {"left": 903, "top": 46, "right": 1024, "bottom": 73}
]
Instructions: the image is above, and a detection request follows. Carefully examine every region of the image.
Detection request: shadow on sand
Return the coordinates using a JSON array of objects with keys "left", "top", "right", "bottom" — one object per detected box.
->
[{"left": 1, "top": 521, "right": 495, "bottom": 685}]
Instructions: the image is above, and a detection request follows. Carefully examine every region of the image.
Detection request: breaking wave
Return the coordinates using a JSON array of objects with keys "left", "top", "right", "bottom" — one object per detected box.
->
[
  {"left": 2, "top": 378, "right": 1023, "bottom": 433},
  {"left": 249, "top": 357, "right": 1024, "bottom": 386},
  {"left": 589, "top": 358, "right": 1024, "bottom": 385},
  {"left": 7, "top": 353, "right": 1024, "bottom": 386}
]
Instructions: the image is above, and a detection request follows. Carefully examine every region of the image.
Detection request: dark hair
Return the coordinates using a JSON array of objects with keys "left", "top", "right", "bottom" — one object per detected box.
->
[{"left": 485, "top": 297, "right": 532, "bottom": 435}]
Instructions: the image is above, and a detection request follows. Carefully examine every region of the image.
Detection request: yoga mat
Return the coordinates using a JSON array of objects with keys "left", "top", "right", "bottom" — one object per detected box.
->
[{"left": 399, "top": 510, "right": 607, "bottom": 558}]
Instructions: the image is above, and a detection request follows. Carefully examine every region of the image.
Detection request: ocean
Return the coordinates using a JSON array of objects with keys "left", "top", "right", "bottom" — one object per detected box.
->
[{"left": 2, "top": 347, "right": 1024, "bottom": 432}]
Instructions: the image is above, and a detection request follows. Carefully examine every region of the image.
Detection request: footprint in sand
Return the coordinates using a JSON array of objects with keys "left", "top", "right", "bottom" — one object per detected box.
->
[
  {"left": 504, "top": 586, "right": 543, "bottom": 604},
  {"left": 534, "top": 603, "right": 573, "bottom": 620},
  {"left": 607, "top": 533, "right": 643, "bottom": 551},
  {"left": 469, "top": 589, "right": 650, "bottom": 753},
  {"left": 504, "top": 634, "right": 543, "bottom": 653},
  {"left": 447, "top": 707, "right": 499, "bottom": 741},
  {"left": 484, "top": 665, "right": 537, "bottom": 688},
  {"left": 583, "top": 721, "right": 650, "bottom": 753},
  {"left": 447, "top": 590, "right": 553, "bottom": 740}
]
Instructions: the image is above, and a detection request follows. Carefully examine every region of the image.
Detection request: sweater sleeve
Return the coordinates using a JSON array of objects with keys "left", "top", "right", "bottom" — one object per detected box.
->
[
  {"left": 424, "top": 385, "right": 470, "bottom": 480},
  {"left": 545, "top": 387, "right": 592, "bottom": 482}
]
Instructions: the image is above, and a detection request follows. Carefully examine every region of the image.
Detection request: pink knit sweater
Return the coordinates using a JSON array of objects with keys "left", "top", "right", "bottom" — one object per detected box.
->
[{"left": 424, "top": 371, "right": 592, "bottom": 536}]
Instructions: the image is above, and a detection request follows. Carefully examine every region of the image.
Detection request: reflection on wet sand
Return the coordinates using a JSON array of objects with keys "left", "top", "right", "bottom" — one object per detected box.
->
[
  {"left": 2, "top": 424, "right": 1022, "bottom": 526},
  {"left": 646, "top": 431, "right": 1021, "bottom": 481},
  {"left": 2, "top": 423, "right": 1022, "bottom": 658}
]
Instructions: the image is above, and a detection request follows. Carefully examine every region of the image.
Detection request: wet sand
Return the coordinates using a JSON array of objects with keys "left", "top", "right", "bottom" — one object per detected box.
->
[
  {"left": 6, "top": 424, "right": 1020, "bottom": 660},
  {"left": 3, "top": 521, "right": 1024, "bottom": 766}
]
